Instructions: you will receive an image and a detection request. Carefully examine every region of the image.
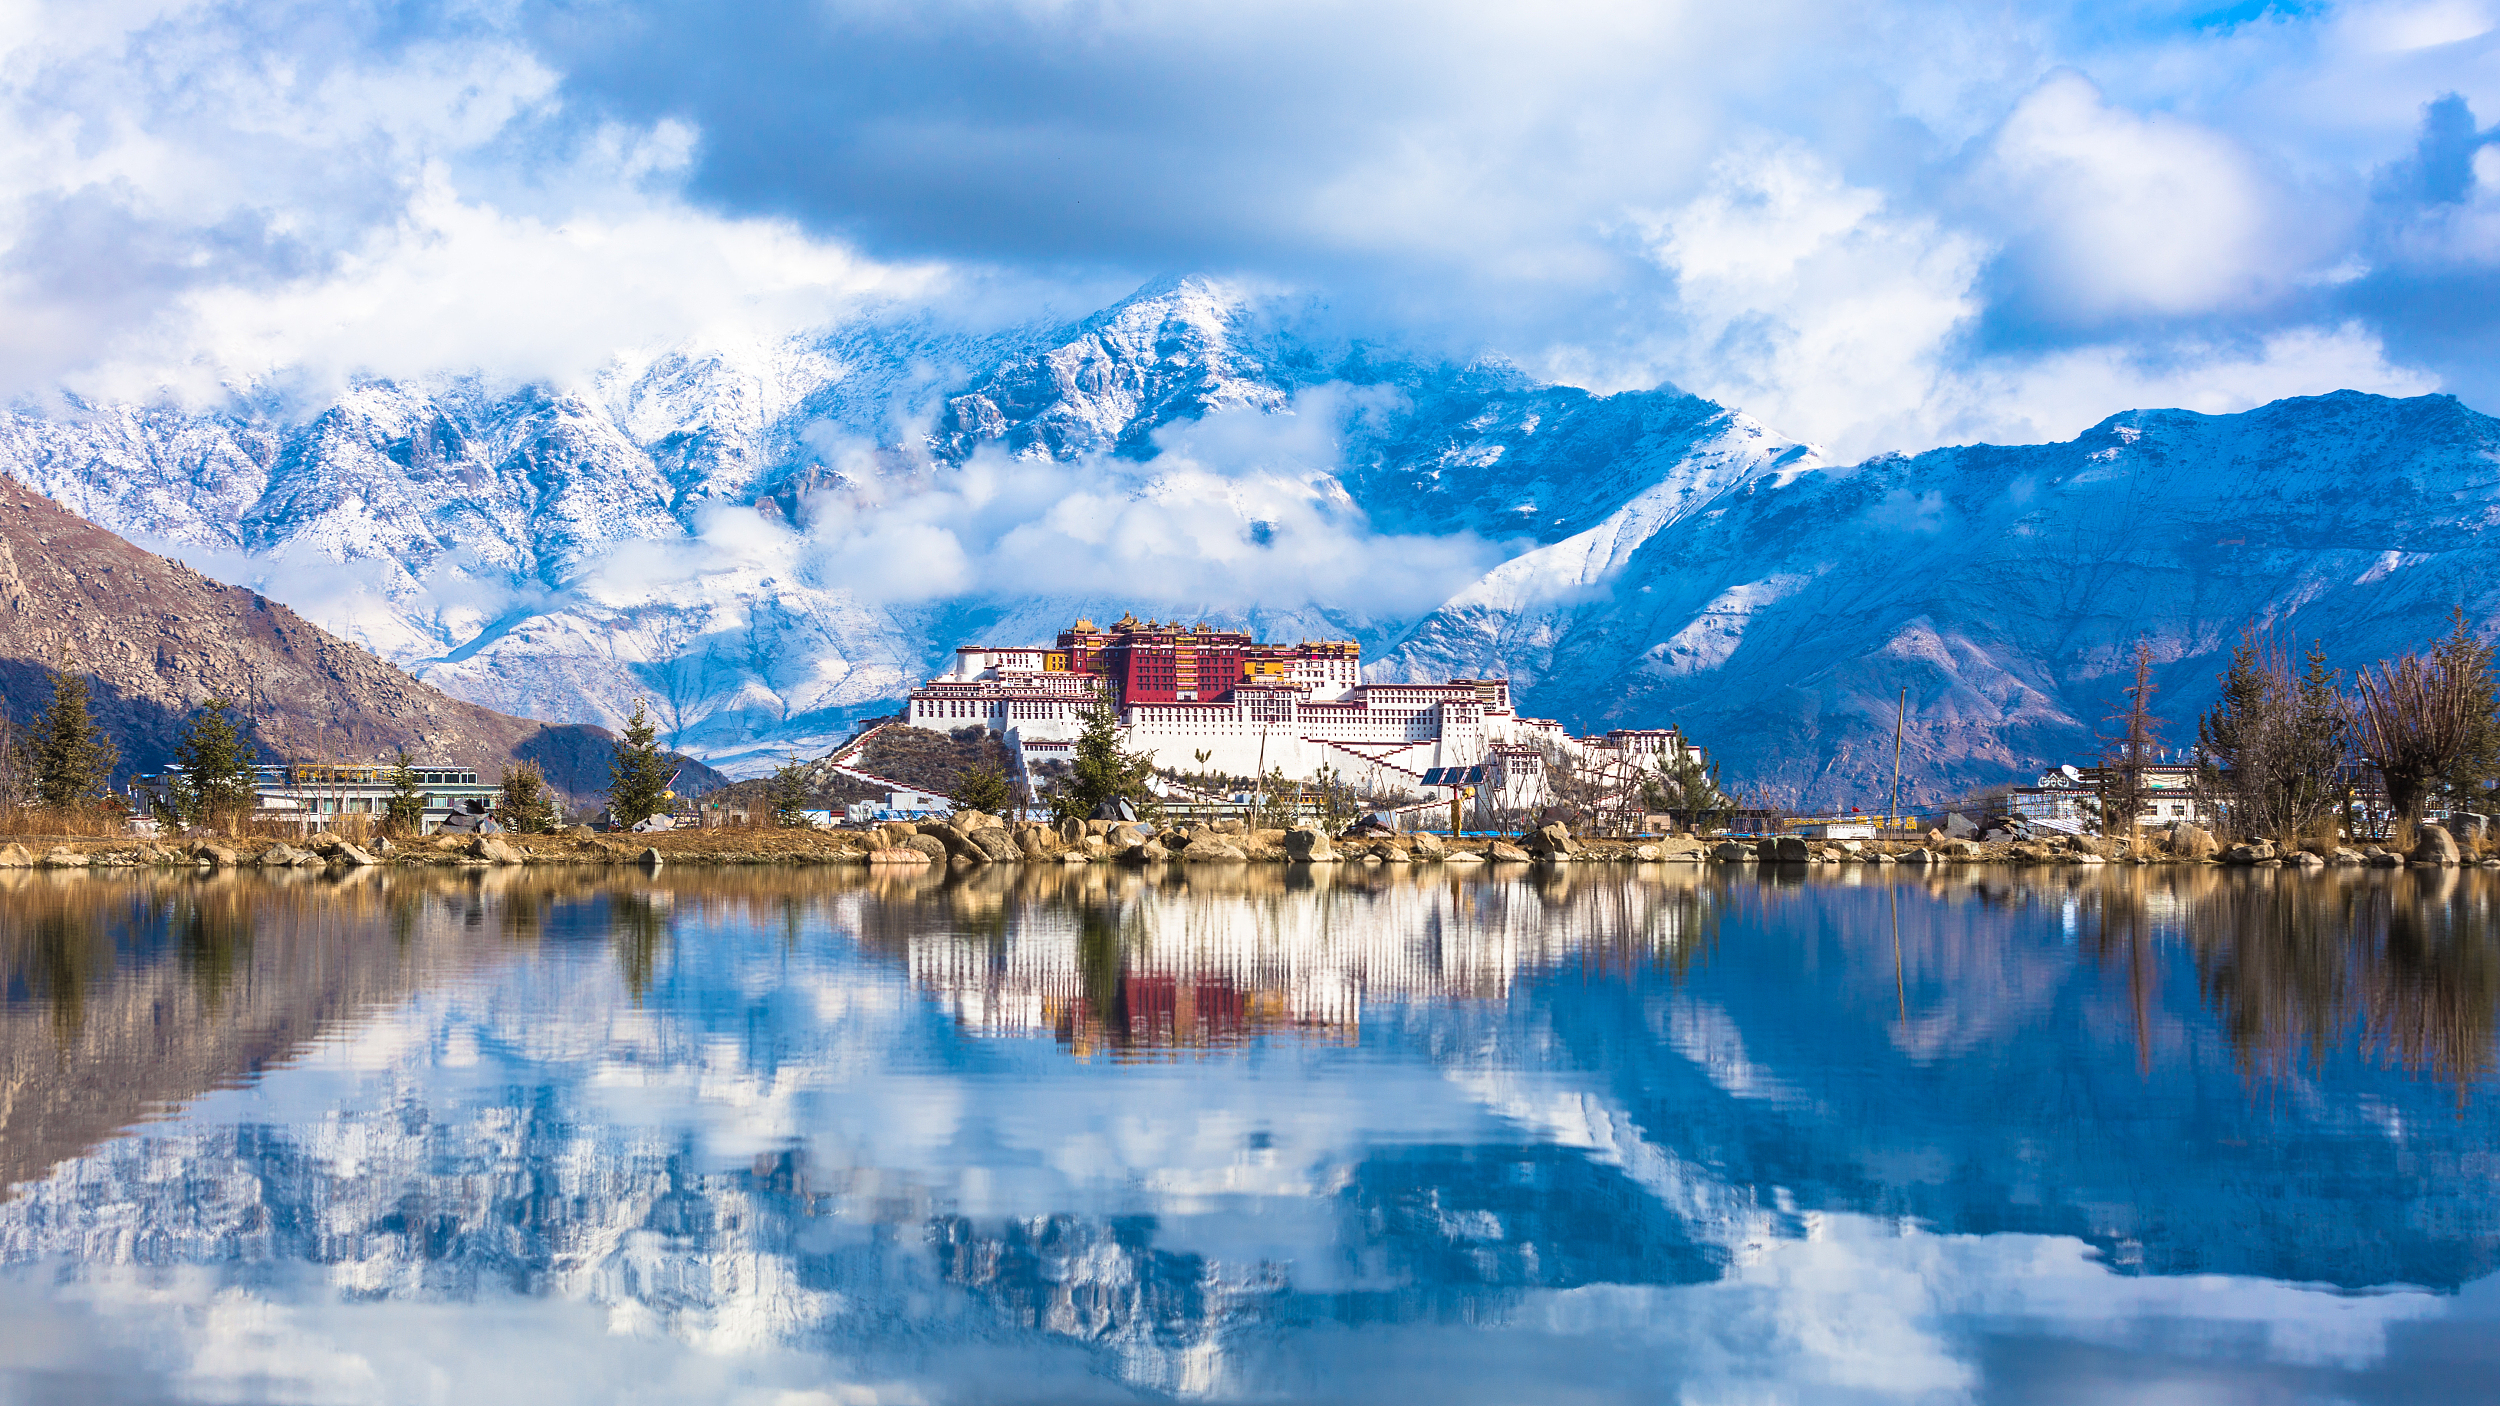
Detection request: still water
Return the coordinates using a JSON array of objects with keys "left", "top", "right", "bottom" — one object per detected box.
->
[{"left": 0, "top": 862, "right": 2495, "bottom": 1404}]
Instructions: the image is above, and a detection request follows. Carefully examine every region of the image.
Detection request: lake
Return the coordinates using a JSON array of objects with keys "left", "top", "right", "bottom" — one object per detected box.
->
[{"left": 0, "top": 862, "right": 2495, "bottom": 1404}]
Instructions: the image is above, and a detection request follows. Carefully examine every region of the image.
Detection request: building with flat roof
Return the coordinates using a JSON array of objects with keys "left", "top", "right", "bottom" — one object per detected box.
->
[
  {"left": 906, "top": 614, "right": 1704, "bottom": 799},
  {"left": 130, "top": 761, "right": 504, "bottom": 833}
]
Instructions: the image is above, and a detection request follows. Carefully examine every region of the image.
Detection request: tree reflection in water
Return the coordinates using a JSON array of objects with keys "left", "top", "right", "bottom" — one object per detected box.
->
[{"left": 2080, "top": 867, "right": 2500, "bottom": 1090}]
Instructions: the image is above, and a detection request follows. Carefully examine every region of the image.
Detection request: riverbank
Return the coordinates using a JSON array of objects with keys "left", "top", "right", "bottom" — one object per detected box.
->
[{"left": 1, "top": 815, "right": 2492, "bottom": 869}]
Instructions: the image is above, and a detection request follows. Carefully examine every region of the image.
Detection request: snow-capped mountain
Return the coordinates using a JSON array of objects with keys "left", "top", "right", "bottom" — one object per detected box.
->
[
  {"left": 4, "top": 275, "right": 2494, "bottom": 802},
  {"left": 1378, "top": 390, "right": 2500, "bottom": 804}
]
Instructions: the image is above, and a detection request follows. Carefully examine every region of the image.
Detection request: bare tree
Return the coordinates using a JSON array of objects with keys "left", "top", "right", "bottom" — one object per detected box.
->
[
  {"left": 2096, "top": 639, "right": 2164, "bottom": 837},
  {"left": 2352, "top": 609, "right": 2497, "bottom": 823}
]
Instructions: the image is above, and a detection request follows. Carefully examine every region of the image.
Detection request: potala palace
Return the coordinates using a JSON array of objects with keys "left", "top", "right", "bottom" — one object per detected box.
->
[{"left": 906, "top": 614, "right": 1703, "bottom": 799}]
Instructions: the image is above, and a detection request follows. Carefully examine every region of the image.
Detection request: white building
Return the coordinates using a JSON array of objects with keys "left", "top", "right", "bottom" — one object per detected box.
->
[{"left": 903, "top": 615, "right": 1703, "bottom": 800}]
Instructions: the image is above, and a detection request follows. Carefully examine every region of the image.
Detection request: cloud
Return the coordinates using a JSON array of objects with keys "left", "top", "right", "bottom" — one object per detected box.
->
[
  {"left": 0, "top": 1, "right": 949, "bottom": 404},
  {"left": 1633, "top": 139, "right": 2436, "bottom": 458},
  {"left": 1980, "top": 71, "right": 2298, "bottom": 325},
  {"left": 1, "top": 0, "right": 2496, "bottom": 449},
  {"left": 783, "top": 387, "right": 1507, "bottom": 615}
]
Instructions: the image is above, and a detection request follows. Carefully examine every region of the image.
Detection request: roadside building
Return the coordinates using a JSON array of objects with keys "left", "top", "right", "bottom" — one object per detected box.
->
[
  {"left": 129, "top": 761, "right": 503, "bottom": 834},
  {"left": 2002, "top": 763, "right": 2207, "bottom": 835}
]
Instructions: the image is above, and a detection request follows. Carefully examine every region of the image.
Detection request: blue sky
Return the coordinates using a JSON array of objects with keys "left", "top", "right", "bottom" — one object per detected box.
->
[{"left": 1, "top": 0, "right": 2495, "bottom": 457}]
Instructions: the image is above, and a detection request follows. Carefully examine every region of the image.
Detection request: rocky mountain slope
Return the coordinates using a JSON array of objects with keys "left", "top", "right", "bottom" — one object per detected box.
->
[
  {"left": 0, "top": 474, "right": 667, "bottom": 798},
  {"left": 3, "top": 276, "right": 2494, "bottom": 804},
  {"left": 1379, "top": 390, "right": 2500, "bottom": 804}
]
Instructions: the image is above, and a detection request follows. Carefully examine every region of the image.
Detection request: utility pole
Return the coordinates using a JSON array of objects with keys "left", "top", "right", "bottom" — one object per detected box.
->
[{"left": 1888, "top": 686, "right": 1908, "bottom": 829}]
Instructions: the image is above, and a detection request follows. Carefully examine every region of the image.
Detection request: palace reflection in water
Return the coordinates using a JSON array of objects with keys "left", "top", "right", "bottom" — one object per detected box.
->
[{"left": 0, "top": 863, "right": 2494, "bottom": 1403}]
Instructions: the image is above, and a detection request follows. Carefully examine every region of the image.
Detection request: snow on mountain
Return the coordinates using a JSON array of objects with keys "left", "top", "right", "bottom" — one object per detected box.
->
[
  {"left": 1381, "top": 390, "right": 2500, "bottom": 806},
  {"left": 3, "top": 273, "right": 2494, "bottom": 800}
]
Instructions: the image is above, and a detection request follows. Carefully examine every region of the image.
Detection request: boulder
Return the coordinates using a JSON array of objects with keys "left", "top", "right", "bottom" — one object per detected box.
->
[
  {"left": 1712, "top": 842, "right": 1752, "bottom": 862},
  {"left": 639, "top": 846, "right": 665, "bottom": 869},
  {"left": 1442, "top": 850, "right": 1486, "bottom": 864},
  {"left": 0, "top": 843, "right": 32, "bottom": 868},
  {"left": 39, "top": 847, "right": 88, "bottom": 868},
  {"left": 1060, "top": 850, "right": 1093, "bottom": 864},
  {"left": 2221, "top": 843, "right": 2266, "bottom": 865},
  {"left": 1182, "top": 839, "right": 1247, "bottom": 862},
  {"left": 193, "top": 843, "right": 239, "bottom": 867},
  {"left": 2412, "top": 825, "right": 2462, "bottom": 867},
  {"left": 259, "top": 843, "right": 305, "bottom": 868},
  {"left": 2448, "top": 812, "right": 2491, "bottom": 844},
  {"left": 1284, "top": 827, "right": 1336, "bottom": 862},
  {"left": 1774, "top": 836, "right": 1809, "bottom": 863},
  {"left": 2366, "top": 847, "right": 2404, "bottom": 868},
  {"left": 1899, "top": 849, "right": 1936, "bottom": 866},
  {"left": 867, "top": 846, "right": 928, "bottom": 865},
  {"left": 1938, "top": 839, "right": 1979, "bottom": 858},
  {"left": 970, "top": 828, "right": 1023, "bottom": 864},
  {"left": 1633, "top": 844, "right": 1661, "bottom": 861},
  {"left": 925, "top": 825, "right": 988, "bottom": 863},
  {"left": 1019, "top": 831, "right": 1053, "bottom": 859},
  {"left": 1057, "top": 817, "right": 1088, "bottom": 846},
  {"left": 1522, "top": 822, "right": 1579, "bottom": 857},
  {"left": 1108, "top": 822, "right": 1151, "bottom": 850},
  {"left": 2288, "top": 850, "right": 2325, "bottom": 867},
  {"left": 1486, "top": 841, "right": 1531, "bottom": 863},
  {"left": 1382, "top": 846, "right": 1411, "bottom": 864},
  {"left": 902, "top": 835, "right": 948, "bottom": 864},
  {"left": 2330, "top": 847, "right": 2365, "bottom": 865},
  {"left": 1410, "top": 831, "right": 1447, "bottom": 858},
  {"left": 1123, "top": 840, "right": 1169, "bottom": 864},
  {"left": 1211, "top": 818, "right": 1248, "bottom": 835},
  {"left": 334, "top": 842, "right": 378, "bottom": 867},
  {"left": 566, "top": 824, "right": 597, "bottom": 838},
  {"left": 2168, "top": 823, "right": 2218, "bottom": 860},
  {"left": 479, "top": 839, "right": 524, "bottom": 865}
]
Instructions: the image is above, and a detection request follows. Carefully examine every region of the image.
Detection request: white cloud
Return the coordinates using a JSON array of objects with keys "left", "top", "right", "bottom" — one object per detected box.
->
[
  {"left": 0, "top": 1, "right": 947, "bottom": 404},
  {"left": 790, "top": 389, "right": 1505, "bottom": 615},
  {"left": 1639, "top": 139, "right": 2436, "bottom": 458},
  {"left": 1982, "top": 71, "right": 2297, "bottom": 323},
  {"left": 1640, "top": 140, "right": 1988, "bottom": 459}
]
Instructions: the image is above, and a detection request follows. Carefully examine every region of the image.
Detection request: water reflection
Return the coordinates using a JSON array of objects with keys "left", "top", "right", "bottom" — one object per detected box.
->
[{"left": 0, "top": 864, "right": 2490, "bottom": 1402}]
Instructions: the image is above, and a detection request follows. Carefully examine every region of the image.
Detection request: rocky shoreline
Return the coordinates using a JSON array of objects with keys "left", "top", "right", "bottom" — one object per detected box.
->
[{"left": 2, "top": 814, "right": 2494, "bottom": 872}]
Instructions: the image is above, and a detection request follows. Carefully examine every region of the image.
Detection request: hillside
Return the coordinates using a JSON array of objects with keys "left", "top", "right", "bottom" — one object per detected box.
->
[
  {"left": 3, "top": 277, "right": 2494, "bottom": 805},
  {"left": 1380, "top": 390, "right": 2500, "bottom": 806},
  {"left": 0, "top": 474, "right": 683, "bottom": 800}
]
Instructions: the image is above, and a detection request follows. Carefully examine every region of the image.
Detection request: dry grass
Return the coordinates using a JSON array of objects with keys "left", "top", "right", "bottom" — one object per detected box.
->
[{"left": 0, "top": 806, "right": 131, "bottom": 840}]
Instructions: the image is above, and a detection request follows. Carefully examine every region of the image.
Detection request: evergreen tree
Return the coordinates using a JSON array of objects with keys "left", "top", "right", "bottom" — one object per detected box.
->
[
  {"left": 769, "top": 763, "right": 813, "bottom": 827},
  {"left": 29, "top": 668, "right": 117, "bottom": 810},
  {"left": 2432, "top": 607, "right": 2499, "bottom": 805},
  {"left": 171, "top": 698, "right": 257, "bottom": 830},
  {"left": 1055, "top": 690, "right": 1159, "bottom": 823},
  {"left": 2197, "top": 629, "right": 2347, "bottom": 839},
  {"left": 1657, "top": 751, "right": 1728, "bottom": 829},
  {"left": 949, "top": 762, "right": 1012, "bottom": 817},
  {"left": 494, "top": 761, "right": 561, "bottom": 833},
  {"left": 382, "top": 751, "right": 428, "bottom": 834},
  {"left": 606, "top": 700, "right": 674, "bottom": 830}
]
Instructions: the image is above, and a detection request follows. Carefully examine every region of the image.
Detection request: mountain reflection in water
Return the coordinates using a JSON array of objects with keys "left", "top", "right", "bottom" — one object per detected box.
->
[{"left": 0, "top": 863, "right": 2492, "bottom": 1404}]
